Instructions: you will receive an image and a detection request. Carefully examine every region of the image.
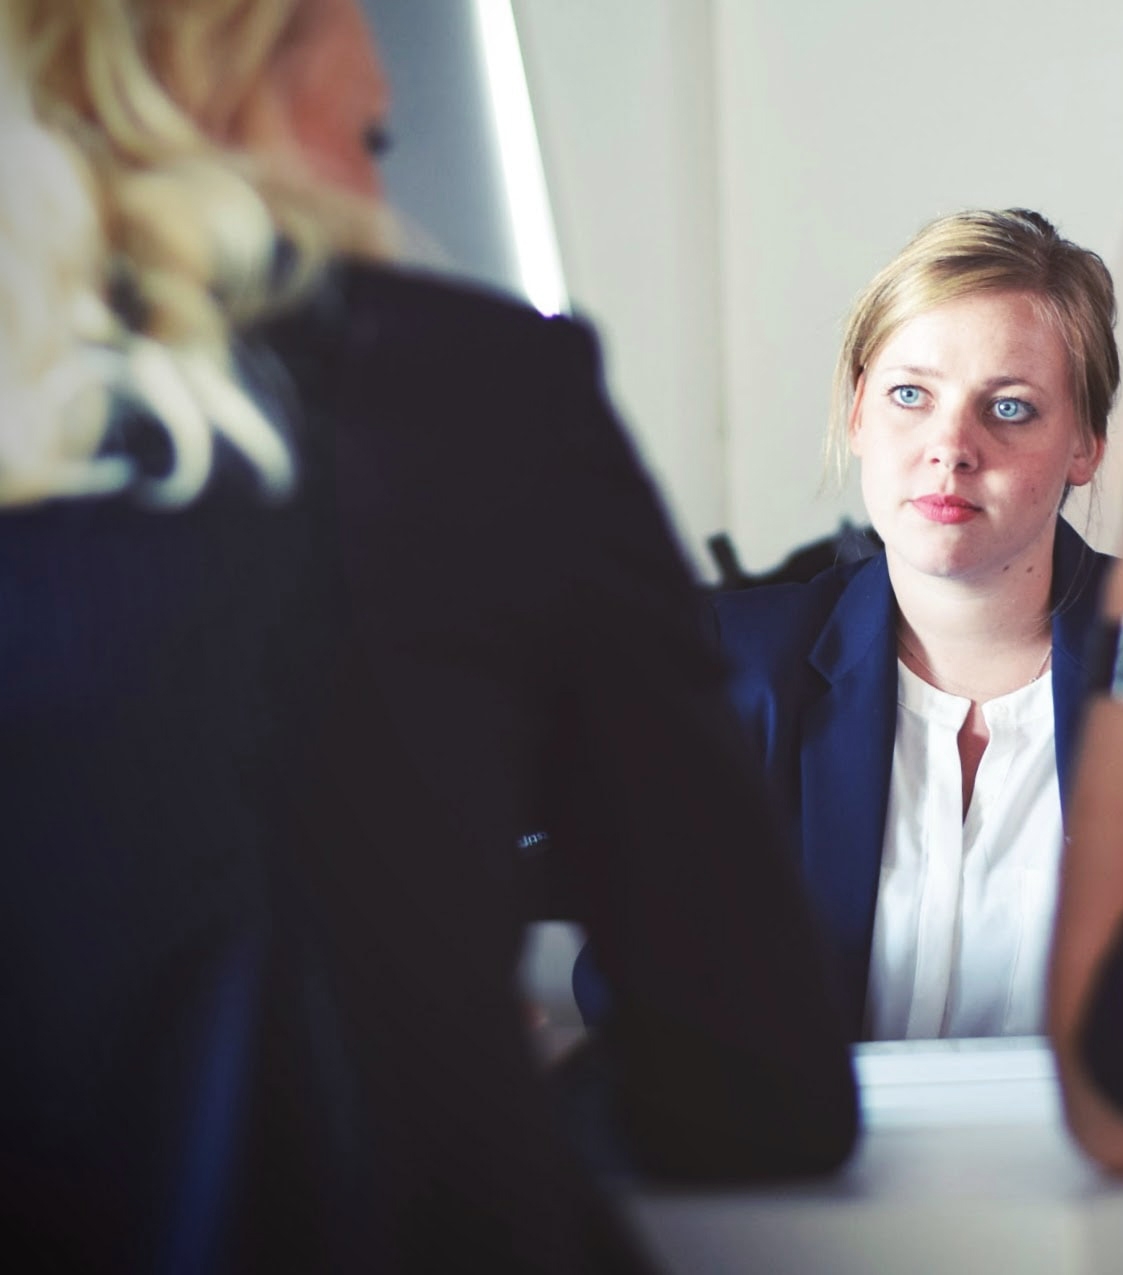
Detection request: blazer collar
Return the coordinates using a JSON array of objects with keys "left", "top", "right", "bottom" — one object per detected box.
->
[
  {"left": 1051, "top": 518, "right": 1107, "bottom": 805},
  {"left": 808, "top": 552, "right": 896, "bottom": 683},
  {"left": 808, "top": 519, "right": 1100, "bottom": 677},
  {"left": 806, "top": 521, "right": 1101, "bottom": 695}
]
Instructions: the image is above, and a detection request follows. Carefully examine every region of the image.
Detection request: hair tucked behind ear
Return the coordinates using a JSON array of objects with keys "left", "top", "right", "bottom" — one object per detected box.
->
[{"left": 0, "top": 0, "right": 392, "bottom": 508}]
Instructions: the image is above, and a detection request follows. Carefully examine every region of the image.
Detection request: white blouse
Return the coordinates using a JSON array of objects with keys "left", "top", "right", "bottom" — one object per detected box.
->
[{"left": 864, "top": 659, "right": 1062, "bottom": 1040}]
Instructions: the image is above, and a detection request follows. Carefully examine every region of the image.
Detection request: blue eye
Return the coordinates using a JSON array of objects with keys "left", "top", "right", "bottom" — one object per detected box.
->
[
  {"left": 992, "top": 397, "right": 1035, "bottom": 423},
  {"left": 890, "top": 385, "right": 923, "bottom": 407}
]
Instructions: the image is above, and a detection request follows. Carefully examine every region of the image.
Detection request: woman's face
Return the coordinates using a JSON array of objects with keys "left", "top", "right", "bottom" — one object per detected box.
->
[
  {"left": 849, "top": 289, "right": 1103, "bottom": 588},
  {"left": 229, "top": 0, "right": 390, "bottom": 197}
]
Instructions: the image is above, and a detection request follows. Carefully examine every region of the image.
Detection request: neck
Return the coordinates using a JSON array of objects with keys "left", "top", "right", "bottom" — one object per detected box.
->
[{"left": 888, "top": 544, "right": 1055, "bottom": 703}]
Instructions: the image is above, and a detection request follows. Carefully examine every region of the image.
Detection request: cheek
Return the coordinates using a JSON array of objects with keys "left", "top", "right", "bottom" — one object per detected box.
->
[
  {"left": 1012, "top": 457, "right": 1069, "bottom": 512},
  {"left": 847, "top": 407, "right": 865, "bottom": 458},
  {"left": 855, "top": 431, "right": 906, "bottom": 486},
  {"left": 289, "top": 105, "right": 379, "bottom": 196},
  {"left": 266, "top": 8, "right": 386, "bottom": 199},
  {"left": 856, "top": 452, "right": 892, "bottom": 517}
]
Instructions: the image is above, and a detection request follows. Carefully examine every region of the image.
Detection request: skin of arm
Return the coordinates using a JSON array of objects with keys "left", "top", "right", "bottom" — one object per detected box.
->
[{"left": 1049, "top": 558, "right": 1123, "bottom": 1168}]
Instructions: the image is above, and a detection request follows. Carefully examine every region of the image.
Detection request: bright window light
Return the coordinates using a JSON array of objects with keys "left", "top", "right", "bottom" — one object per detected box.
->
[{"left": 471, "top": 0, "right": 569, "bottom": 316}]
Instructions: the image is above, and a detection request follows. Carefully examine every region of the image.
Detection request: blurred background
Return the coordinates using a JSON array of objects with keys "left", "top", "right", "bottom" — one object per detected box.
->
[{"left": 367, "top": 0, "right": 1123, "bottom": 576}]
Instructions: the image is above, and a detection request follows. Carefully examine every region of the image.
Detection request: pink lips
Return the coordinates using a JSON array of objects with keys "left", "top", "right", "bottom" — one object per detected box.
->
[{"left": 911, "top": 494, "right": 981, "bottom": 524}]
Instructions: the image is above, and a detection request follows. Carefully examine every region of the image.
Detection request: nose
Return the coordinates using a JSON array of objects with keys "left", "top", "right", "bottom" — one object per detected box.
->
[{"left": 925, "top": 403, "right": 978, "bottom": 472}]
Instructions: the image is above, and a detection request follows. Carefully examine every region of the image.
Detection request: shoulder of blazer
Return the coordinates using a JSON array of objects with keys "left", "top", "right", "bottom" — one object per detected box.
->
[
  {"left": 327, "top": 260, "right": 600, "bottom": 380},
  {"left": 1051, "top": 518, "right": 1118, "bottom": 802},
  {"left": 260, "top": 261, "right": 611, "bottom": 458},
  {"left": 253, "top": 257, "right": 625, "bottom": 500},
  {"left": 1052, "top": 517, "right": 1117, "bottom": 670},
  {"left": 711, "top": 551, "right": 896, "bottom": 752},
  {"left": 712, "top": 551, "right": 892, "bottom": 685}
]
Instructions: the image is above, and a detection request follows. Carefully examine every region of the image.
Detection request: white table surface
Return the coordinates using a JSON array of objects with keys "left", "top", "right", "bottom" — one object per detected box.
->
[{"left": 623, "top": 1038, "right": 1123, "bottom": 1275}]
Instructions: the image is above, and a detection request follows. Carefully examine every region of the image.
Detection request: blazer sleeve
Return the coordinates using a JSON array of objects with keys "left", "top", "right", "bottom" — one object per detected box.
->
[
  {"left": 528, "top": 316, "right": 858, "bottom": 1179},
  {"left": 1081, "top": 926, "right": 1123, "bottom": 1111}
]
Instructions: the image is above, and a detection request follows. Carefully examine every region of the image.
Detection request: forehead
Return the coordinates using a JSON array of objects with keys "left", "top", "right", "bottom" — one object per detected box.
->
[{"left": 870, "top": 290, "right": 1069, "bottom": 385}]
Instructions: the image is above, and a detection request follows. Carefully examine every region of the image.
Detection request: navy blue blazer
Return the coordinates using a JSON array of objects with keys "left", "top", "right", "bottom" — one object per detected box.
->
[{"left": 712, "top": 517, "right": 1113, "bottom": 1039}]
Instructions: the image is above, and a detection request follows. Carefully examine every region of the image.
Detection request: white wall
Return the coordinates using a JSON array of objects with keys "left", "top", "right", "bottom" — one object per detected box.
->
[
  {"left": 512, "top": 0, "right": 725, "bottom": 573},
  {"left": 367, "top": 0, "right": 522, "bottom": 293},
  {"left": 515, "top": 0, "right": 1123, "bottom": 572}
]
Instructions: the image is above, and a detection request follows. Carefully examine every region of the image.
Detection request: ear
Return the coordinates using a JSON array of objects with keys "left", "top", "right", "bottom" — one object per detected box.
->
[
  {"left": 848, "top": 374, "right": 867, "bottom": 457},
  {"left": 1067, "top": 430, "right": 1105, "bottom": 489}
]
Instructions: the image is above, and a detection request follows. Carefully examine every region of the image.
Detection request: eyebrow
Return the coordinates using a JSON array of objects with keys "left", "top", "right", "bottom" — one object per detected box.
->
[
  {"left": 877, "top": 365, "right": 1044, "bottom": 391},
  {"left": 879, "top": 364, "right": 942, "bottom": 379}
]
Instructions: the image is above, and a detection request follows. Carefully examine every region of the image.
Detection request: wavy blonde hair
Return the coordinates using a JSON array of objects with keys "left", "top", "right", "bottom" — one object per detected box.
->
[
  {"left": 826, "top": 208, "right": 1119, "bottom": 484},
  {"left": 0, "top": 0, "right": 391, "bottom": 507}
]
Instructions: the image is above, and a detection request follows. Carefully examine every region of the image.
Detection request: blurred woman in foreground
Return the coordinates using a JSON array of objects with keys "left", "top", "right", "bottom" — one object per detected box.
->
[{"left": 0, "top": 1, "right": 856, "bottom": 1270}]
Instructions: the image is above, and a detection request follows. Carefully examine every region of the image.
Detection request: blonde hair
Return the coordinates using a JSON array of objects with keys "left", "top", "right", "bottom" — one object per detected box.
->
[
  {"left": 826, "top": 208, "right": 1119, "bottom": 481},
  {"left": 0, "top": 0, "right": 391, "bottom": 507}
]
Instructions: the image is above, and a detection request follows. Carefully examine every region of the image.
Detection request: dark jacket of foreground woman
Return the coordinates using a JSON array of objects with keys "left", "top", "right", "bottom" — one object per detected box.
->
[{"left": 0, "top": 264, "right": 856, "bottom": 1274}]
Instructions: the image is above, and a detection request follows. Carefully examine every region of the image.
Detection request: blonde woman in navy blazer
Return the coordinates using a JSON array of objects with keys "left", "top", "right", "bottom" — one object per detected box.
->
[{"left": 717, "top": 210, "right": 1117, "bottom": 1042}]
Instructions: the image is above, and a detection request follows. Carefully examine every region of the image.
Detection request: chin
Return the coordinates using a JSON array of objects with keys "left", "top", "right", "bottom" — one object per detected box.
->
[{"left": 885, "top": 531, "right": 993, "bottom": 583}]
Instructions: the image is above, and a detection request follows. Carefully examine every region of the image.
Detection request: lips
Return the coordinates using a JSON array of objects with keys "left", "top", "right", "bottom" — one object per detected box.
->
[{"left": 910, "top": 494, "right": 981, "bottom": 524}]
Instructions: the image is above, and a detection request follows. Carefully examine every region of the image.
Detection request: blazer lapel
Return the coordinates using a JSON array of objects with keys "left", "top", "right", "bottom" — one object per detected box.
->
[{"left": 801, "top": 555, "right": 899, "bottom": 1038}]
